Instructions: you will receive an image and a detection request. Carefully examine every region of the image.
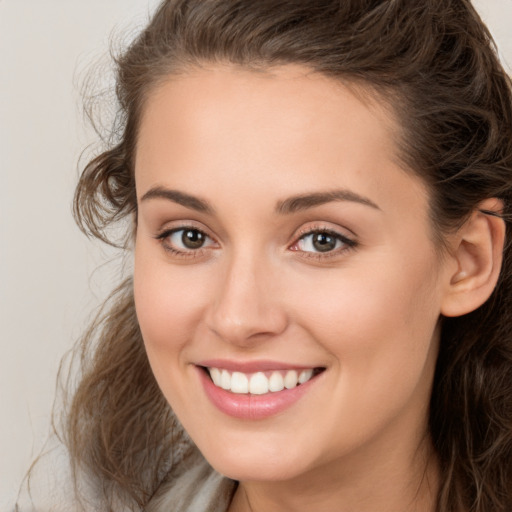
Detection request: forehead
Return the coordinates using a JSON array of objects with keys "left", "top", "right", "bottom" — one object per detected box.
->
[
  {"left": 135, "top": 64, "right": 429, "bottom": 227},
  {"left": 137, "top": 64, "right": 398, "bottom": 153}
]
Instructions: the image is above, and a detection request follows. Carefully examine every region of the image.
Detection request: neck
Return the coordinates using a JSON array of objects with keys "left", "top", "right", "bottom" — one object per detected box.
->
[{"left": 228, "top": 433, "right": 440, "bottom": 512}]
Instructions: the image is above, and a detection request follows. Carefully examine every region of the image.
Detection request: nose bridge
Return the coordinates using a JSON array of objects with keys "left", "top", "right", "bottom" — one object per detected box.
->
[{"left": 207, "top": 243, "right": 287, "bottom": 345}]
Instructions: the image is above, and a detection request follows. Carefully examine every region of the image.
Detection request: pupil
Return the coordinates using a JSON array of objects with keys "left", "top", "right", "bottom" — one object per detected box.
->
[
  {"left": 182, "top": 229, "right": 204, "bottom": 249},
  {"left": 313, "top": 233, "right": 336, "bottom": 252}
]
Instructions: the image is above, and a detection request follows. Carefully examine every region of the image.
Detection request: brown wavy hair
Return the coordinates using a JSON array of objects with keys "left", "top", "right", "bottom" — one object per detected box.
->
[{"left": 37, "top": 0, "right": 512, "bottom": 510}]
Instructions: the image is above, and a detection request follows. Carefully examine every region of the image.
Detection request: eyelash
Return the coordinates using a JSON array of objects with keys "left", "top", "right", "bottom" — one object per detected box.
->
[
  {"left": 155, "top": 226, "right": 216, "bottom": 259},
  {"left": 154, "top": 225, "right": 357, "bottom": 260},
  {"left": 291, "top": 226, "right": 357, "bottom": 260}
]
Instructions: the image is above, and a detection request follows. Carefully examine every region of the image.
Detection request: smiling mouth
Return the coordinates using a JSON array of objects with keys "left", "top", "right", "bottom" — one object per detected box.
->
[{"left": 201, "top": 366, "right": 325, "bottom": 395}]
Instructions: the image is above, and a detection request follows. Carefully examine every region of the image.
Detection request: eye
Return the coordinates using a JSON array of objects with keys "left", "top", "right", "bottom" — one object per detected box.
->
[
  {"left": 156, "top": 227, "right": 216, "bottom": 254},
  {"left": 291, "top": 229, "right": 356, "bottom": 255}
]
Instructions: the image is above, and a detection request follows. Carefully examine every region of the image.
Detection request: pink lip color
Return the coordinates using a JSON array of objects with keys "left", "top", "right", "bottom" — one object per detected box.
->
[{"left": 196, "top": 365, "right": 321, "bottom": 420}]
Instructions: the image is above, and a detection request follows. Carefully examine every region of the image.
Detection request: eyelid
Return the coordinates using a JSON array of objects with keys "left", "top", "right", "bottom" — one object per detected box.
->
[
  {"left": 154, "top": 218, "right": 216, "bottom": 239},
  {"left": 294, "top": 221, "right": 356, "bottom": 240}
]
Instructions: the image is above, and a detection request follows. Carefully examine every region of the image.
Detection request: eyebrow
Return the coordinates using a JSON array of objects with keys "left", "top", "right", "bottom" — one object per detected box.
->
[
  {"left": 276, "top": 190, "right": 380, "bottom": 214},
  {"left": 140, "top": 186, "right": 214, "bottom": 214},
  {"left": 140, "top": 186, "right": 380, "bottom": 215}
]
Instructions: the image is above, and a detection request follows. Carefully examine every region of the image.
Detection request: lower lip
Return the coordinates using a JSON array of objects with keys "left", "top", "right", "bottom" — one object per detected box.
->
[{"left": 197, "top": 367, "right": 321, "bottom": 420}]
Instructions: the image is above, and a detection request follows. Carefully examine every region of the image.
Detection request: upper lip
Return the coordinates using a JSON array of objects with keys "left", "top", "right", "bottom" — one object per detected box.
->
[{"left": 196, "top": 359, "right": 324, "bottom": 373}]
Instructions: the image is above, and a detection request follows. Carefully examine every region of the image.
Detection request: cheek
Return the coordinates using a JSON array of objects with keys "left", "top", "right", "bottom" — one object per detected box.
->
[
  {"left": 133, "top": 245, "right": 210, "bottom": 368},
  {"left": 284, "top": 265, "right": 441, "bottom": 452},
  {"left": 292, "top": 263, "right": 439, "bottom": 341},
  {"left": 286, "top": 253, "right": 442, "bottom": 389}
]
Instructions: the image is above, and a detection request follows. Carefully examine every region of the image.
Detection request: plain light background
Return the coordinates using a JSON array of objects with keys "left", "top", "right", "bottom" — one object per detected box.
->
[{"left": 1, "top": 1, "right": 511, "bottom": 510}]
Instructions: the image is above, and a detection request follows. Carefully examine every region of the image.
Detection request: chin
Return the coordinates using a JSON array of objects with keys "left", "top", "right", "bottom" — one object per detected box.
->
[
  {"left": 197, "top": 437, "right": 312, "bottom": 482},
  {"left": 210, "top": 457, "right": 306, "bottom": 483}
]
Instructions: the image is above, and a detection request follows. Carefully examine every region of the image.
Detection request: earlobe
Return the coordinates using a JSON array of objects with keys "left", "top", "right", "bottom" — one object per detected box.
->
[{"left": 441, "top": 198, "right": 505, "bottom": 318}]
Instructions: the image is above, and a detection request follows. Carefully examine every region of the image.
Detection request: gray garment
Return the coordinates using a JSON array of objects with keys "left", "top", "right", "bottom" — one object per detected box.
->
[
  {"left": 147, "top": 450, "right": 236, "bottom": 512},
  {"left": 15, "top": 438, "right": 236, "bottom": 512}
]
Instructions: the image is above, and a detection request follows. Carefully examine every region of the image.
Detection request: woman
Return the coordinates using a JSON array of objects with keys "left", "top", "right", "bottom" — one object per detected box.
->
[{"left": 19, "top": 0, "right": 512, "bottom": 511}]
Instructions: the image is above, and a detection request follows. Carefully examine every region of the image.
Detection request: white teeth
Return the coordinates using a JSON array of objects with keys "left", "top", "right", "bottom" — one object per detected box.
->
[
  {"left": 298, "top": 369, "right": 313, "bottom": 384},
  {"left": 268, "top": 371, "right": 285, "bottom": 392},
  {"left": 220, "top": 369, "right": 231, "bottom": 390},
  {"left": 284, "top": 370, "right": 298, "bottom": 389},
  {"left": 231, "top": 372, "right": 249, "bottom": 394},
  {"left": 249, "top": 372, "right": 269, "bottom": 395},
  {"left": 207, "top": 367, "right": 318, "bottom": 395},
  {"left": 210, "top": 367, "right": 222, "bottom": 386}
]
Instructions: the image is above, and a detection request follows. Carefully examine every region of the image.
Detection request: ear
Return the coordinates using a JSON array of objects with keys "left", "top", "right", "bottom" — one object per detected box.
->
[{"left": 441, "top": 198, "right": 506, "bottom": 317}]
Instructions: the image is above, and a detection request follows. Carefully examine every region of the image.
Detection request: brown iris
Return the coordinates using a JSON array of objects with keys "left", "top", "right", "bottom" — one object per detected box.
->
[
  {"left": 312, "top": 232, "right": 337, "bottom": 252},
  {"left": 182, "top": 229, "right": 206, "bottom": 249}
]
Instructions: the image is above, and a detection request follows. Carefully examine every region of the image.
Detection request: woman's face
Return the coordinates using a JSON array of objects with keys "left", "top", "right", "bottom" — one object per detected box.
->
[{"left": 134, "top": 65, "right": 453, "bottom": 482}]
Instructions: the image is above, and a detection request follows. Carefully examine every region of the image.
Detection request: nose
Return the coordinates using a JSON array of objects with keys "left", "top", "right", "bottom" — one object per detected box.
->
[{"left": 205, "top": 250, "right": 288, "bottom": 347}]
